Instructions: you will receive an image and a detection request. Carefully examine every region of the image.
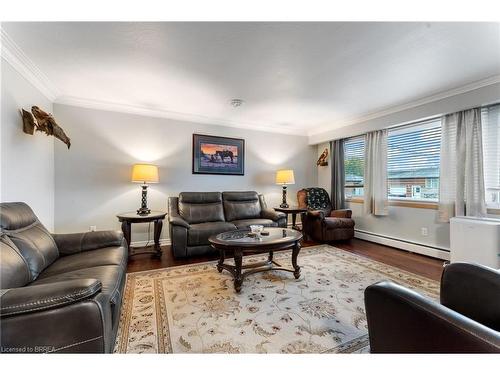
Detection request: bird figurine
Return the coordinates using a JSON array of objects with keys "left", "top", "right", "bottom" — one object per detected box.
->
[{"left": 317, "top": 148, "right": 328, "bottom": 166}]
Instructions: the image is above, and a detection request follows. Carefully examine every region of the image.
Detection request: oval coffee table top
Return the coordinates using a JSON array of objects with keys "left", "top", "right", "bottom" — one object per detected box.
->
[{"left": 209, "top": 227, "right": 302, "bottom": 249}]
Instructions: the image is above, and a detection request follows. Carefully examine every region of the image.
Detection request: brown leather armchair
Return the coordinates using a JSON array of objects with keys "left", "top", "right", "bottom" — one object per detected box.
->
[
  {"left": 364, "top": 263, "right": 500, "bottom": 353},
  {"left": 297, "top": 187, "right": 355, "bottom": 242}
]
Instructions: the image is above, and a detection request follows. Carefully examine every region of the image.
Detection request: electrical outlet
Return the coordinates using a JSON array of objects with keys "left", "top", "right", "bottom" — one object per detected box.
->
[
  {"left": 89, "top": 225, "right": 97, "bottom": 232},
  {"left": 421, "top": 227, "right": 428, "bottom": 237}
]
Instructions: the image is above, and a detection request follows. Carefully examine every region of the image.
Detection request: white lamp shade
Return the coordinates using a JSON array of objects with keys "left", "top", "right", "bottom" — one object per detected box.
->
[{"left": 275, "top": 169, "right": 295, "bottom": 185}]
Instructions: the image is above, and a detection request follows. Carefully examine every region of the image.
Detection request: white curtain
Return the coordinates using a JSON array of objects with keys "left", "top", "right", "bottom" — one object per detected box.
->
[
  {"left": 364, "top": 129, "right": 389, "bottom": 216},
  {"left": 438, "top": 108, "right": 486, "bottom": 222}
]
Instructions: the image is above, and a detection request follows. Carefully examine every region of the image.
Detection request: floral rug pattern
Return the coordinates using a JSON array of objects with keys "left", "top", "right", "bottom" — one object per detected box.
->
[{"left": 114, "top": 245, "right": 439, "bottom": 353}]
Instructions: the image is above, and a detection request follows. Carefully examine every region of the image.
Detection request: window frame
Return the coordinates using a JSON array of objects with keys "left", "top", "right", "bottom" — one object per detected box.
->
[{"left": 343, "top": 135, "right": 365, "bottom": 201}]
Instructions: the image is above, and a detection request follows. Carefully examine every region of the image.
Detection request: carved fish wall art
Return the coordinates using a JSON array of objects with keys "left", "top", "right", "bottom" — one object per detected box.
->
[{"left": 21, "top": 106, "right": 71, "bottom": 149}]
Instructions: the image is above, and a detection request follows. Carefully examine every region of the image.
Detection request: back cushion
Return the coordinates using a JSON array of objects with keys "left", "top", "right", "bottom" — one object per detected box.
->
[
  {"left": 223, "top": 191, "right": 261, "bottom": 222},
  {"left": 178, "top": 192, "right": 225, "bottom": 224},
  {"left": 0, "top": 202, "right": 59, "bottom": 281},
  {"left": 0, "top": 235, "right": 31, "bottom": 289}
]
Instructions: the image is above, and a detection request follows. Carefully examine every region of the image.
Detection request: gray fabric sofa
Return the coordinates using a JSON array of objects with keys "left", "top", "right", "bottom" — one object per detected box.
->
[
  {"left": 0, "top": 202, "right": 127, "bottom": 353},
  {"left": 168, "top": 191, "right": 286, "bottom": 258}
]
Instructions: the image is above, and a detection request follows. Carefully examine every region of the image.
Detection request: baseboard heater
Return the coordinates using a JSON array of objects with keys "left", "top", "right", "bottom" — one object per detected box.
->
[{"left": 354, "top": 229, "right": 450, "bottom": 261}]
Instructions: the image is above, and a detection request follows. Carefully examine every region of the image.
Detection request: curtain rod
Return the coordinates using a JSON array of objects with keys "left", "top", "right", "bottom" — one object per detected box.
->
[{"left": 341, "top": 101, "right": 500, "bottom": 141}]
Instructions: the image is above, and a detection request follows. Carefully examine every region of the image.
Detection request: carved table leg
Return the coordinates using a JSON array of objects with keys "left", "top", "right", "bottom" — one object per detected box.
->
[
  {"left": 217, "top": 249, "right": 225, "bottom": 273},
  {"left": 268, "top": 250, "right": 273, "bottom": 263},
  {"left": 234, "top": 249, "right": 243, "bottom": 293},
  {"left": 291, "top": 241, "right": 301, "bottom": 279},
  {"left": 122, "top": 220, "right": 132, "bottom": 256},
  {"left": 153, "top": 219, "right": 163, "bottom": 258}
]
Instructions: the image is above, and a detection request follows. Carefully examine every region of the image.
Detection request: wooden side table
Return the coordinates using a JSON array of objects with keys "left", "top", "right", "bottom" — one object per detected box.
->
[
  {"left": 117, "top": 211, "right": 167, "bottom": 258},
  {"left": 274, "top": 206, "right": 307, "bottom": 232}
]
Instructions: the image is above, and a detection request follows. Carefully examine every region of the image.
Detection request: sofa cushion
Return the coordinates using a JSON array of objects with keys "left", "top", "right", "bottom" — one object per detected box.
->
[
  {"left": 41, "top": 246, "right": 127, "bottom": 278},
  {"left": 324, "top": 217, "right": 355, "bottom": 229},
  {"left": 222, "top": 191, "right": 261, "bottom": 222},
  {"left": 178, "top": 192, "right": 225, "bottom": 224},
  {"left": 187, "top": 221, "right": 236, "bottom": 246},
  {"left": 0, "top": 235, "right": 31, "bottom": 289},
  {"left": 0, "top": 202, "right": 59, "bottom": 282},
  {"left": 231, "top": 218, "right": 277, "bottom": 229}
]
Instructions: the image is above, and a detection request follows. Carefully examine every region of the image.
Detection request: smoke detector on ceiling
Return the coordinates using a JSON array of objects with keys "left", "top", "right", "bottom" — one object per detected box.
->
[{"left": 230, "top": 98, "right": 244, "bottom": 107}]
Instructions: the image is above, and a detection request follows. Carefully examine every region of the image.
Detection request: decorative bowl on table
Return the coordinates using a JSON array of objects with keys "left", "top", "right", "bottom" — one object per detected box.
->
[{"left": 248, "top": 225, "right": 264, "bottom": 239}]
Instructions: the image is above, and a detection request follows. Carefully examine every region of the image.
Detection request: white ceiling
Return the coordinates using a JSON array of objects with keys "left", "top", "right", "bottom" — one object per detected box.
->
[{"left": 2, "top": 22, "right": 500, "bottom": 137}]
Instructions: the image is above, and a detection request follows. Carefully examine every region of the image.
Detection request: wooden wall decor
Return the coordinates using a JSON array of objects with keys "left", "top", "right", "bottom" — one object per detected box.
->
[
  {"left": 317, "top": 148, "right": 328, "bottom": 166},
  {"left": 21, "top": 106, "right": 71, "bottom": 149}
]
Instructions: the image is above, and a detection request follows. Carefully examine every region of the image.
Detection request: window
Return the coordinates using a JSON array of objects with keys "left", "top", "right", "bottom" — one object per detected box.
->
[
  {"left": 344, "top": 136, "right": 365, "bottom": 199},
  {"left": 482, "top": 104, "right": 500, "bottom": 209},
  {"left": 387, "top": 119, "right": 441, "bottom": 202}
]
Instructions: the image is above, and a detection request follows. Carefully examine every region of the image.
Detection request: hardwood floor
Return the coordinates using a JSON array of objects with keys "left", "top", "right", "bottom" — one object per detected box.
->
[{"left": 127, "top": 238, "right": 446, "bottom": 281}]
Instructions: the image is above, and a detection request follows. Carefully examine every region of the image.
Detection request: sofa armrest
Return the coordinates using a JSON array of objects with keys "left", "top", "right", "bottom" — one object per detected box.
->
[
  {"left": 330, "top": 209, "right": 352, "bottom": 218},
  {"left": 261, "top": 208, "right": 286, "bottom": 221},
  {"left": 440, "top": 263, "right": 500, "bottom": 331},
  {"left": 0, "top": 279, "right": 102, "bottom": 317},
  {"left": 364, "top": 281, "right": 500, "bottom": 353},
  {"left": 169, "top": 214, "right": 190, "bottom": 229},
  {"left": 53, "top": 230, "right": 124, "bottom": 256}
]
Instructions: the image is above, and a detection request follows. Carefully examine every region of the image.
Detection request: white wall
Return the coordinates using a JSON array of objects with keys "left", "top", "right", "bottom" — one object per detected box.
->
[
  {"left": 1, "top": 60, "right": 55, "bottom": 230},
  {"left": 316, "top": 83, "right": 500, "bottom": 252},
  {"left": 310, "top": 82, "right": 500, "bottom": 144},
  {"left": 53, "top": 104, "right": 317, "bottom": 243}
]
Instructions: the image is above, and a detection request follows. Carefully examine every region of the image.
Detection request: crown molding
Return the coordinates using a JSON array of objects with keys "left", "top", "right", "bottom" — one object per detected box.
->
[
  {"left": 308, "top": 74, "right": 500, "bottom": 137},
  {"left": 54, "top": 95, "right": 307, "bottom": 136},
  {"left": 1, "top": 28, "right": 60, "bottom": 101}
]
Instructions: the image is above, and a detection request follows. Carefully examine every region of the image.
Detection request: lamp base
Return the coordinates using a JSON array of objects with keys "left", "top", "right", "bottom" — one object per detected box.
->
[
  {"left": 280, "top": 185, "right": 289, "bottom": 208},
  {"left": 136, "top": 207, "right": 151, "bottom": 216},
  {"left": 137, "top": 184, "right": 151, "bottom": 216}
]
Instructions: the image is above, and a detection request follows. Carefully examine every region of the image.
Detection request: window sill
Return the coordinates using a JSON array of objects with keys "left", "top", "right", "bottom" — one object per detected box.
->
[
  {"left": 487, "top": 207, "right": 500, "bottom": 215},
  {"left": 346, "top": 198, "right": 364, "bottom": 204},
  {"left": 346, "top": 200, "right": 500, "bottom": 214},
  {"left": 346, "top": 198, "right": 438, "bottom": 210}
]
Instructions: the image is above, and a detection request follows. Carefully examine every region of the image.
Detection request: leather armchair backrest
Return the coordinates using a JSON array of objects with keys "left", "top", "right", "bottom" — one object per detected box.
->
[
  {"left": 178, "top": 192, "right": 225, "bottom": 224},
  {"left": 0, "top": 235, "right": 31, "bottom": 289},
  {"left": 223, "top": 191, "right": 261, "bottom": 222},
  {"left": 0, "top": 202, "right": 59, "bottom": 282},
  {"left": 298, "top": 188, "right": 332, "bottom": 215}
]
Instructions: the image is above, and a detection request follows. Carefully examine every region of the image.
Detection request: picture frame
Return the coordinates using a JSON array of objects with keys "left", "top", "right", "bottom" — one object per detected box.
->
[{"left": 192, "top": 134, "right": 245, "bottom": 175}]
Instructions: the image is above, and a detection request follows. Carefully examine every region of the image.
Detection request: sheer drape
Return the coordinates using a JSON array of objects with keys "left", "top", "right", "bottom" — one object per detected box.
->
[
  {"left": 330, "top": 139, "right": 345, "bottom": 210},
  {"left": 364, "top": 129, "right": 388, "bottom": 215},
  {"left": 438, "top": 108, "right": 486, "bottom": 222}
]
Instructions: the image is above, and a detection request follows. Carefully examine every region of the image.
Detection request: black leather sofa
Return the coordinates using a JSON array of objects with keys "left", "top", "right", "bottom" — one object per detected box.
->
[
  {"left": 0, "top": 202, "right": 127, "bottom": 353},
  {"left": 168, "top": 191, "right": 286, "bottom": 258},
  {"left": 364, "top": 262, "right": 500, "bottom": 353}
]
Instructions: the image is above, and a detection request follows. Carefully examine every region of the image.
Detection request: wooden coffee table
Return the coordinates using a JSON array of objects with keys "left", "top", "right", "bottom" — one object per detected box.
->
[{"left": 209, "top": 228, "right": 303, "bottom": 293}]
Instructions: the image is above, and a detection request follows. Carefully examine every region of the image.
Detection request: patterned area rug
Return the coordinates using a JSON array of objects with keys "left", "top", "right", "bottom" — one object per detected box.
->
[{"left": 114, "top": 245, "right": 439, "bottom": 353}]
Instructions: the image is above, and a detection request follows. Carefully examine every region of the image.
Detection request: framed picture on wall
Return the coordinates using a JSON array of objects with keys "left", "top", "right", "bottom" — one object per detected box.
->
[{"left": 192, "top": 134, "right": 245, "bottom": 175}]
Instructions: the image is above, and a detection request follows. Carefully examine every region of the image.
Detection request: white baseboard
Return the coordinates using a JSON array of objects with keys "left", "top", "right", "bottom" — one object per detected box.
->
[
  {"left": 130, "top": 238, "right": 171, "bottom": 248},
  {"left": 354, "top": 229, "right": 450, "bottom": 261}
]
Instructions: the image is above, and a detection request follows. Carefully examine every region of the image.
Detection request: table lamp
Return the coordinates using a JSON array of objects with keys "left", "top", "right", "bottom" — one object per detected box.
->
[
  {"left": 131, "top": 164, "right": 159, "bottom": 215},
  {"left": 275, "top": 169, "right": 295, "bottom": 208}
]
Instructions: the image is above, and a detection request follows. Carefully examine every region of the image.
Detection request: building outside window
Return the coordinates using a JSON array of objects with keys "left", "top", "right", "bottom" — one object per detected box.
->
[
  {"left": 387, "top": 119, "right": 441, "bottom": 202},
  {"left": 344, "top": 136, "right": 365, "bottom": 199}
]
